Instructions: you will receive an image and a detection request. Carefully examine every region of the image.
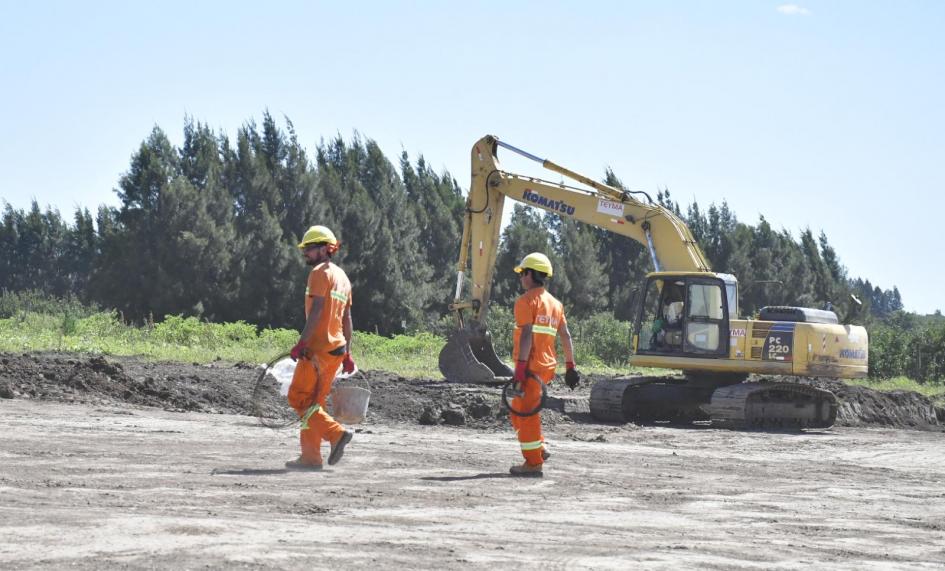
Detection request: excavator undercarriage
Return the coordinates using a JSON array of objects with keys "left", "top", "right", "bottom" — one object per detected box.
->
[{"left": 589, "top": 376, "right": 839, "bottom": 429}]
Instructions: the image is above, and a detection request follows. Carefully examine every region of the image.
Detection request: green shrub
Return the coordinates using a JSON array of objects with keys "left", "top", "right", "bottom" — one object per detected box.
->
[
  {"left": 217, "top": 321, "right": 258, "bottom": 343},
  {"left": 74, "top": 311, "right": 127, "bottom": 339},
  {"left": 868, "top": 317, "right": 945, "bottom": 383},
  {"left": 570, "top": 312, "right": 633, "bottom": 366},
  {"left": 0, "top": 290, "right": 98, "bottom": 319},
  {"left": 484, "top": 305, "right": 515, "bottom": 358}
]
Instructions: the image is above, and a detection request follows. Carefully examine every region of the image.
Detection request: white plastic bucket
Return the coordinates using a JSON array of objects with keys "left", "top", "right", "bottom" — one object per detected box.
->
[{"left": 331, "top": 385, "right": 371, "bottom": 424}]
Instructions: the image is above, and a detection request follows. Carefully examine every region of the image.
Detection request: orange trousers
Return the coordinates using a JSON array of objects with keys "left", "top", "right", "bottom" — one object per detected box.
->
[
  {"left": 287, "top": 351, "right": 346, "bottom": 465},
  {"left": 509, "top": 368, "right": 554, "bottom": 466}
]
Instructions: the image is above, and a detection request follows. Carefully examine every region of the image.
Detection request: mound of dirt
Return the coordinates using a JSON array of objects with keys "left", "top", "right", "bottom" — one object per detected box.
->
[
  {"left": 0, "top": 352, "right": 942, "bottom": 431},
  {"left": 0, "top": 352, "right": 258, "bottom": 414},
  {"left": 816, "top": 378, "right": 945, "bottom": 429}
]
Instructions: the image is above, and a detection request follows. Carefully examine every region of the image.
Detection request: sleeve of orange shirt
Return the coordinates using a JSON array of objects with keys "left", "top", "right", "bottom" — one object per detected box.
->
[
  {"left": 512, "top": 294, "right": 535, "bottom": 363},
  {"left": 514, "top": 295, "right": 533, "bottom": 327},
  {"left": 310, "top": 269, "right": 330, "bottom": 297},
  {"left": 304, "top": 268, "right": 331, "bottom": 319}
]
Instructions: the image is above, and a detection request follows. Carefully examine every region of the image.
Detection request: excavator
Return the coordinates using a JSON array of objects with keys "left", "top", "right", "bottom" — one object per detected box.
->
[{"left": 438, "top": 135, "right": 869, "bottom": 429}]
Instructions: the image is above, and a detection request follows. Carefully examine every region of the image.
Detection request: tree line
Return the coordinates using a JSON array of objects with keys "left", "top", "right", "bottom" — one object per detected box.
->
[{"left": 1, "top": 113, "right": 938, "bottom": 380}]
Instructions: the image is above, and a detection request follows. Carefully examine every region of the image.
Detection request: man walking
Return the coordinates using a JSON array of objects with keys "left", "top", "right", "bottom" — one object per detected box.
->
[
  {"left": 285, "top": 225, "right": 356, "bottom": 471},
  {"left": 508, "top": 252, "right": 579, "bottom": 477}
]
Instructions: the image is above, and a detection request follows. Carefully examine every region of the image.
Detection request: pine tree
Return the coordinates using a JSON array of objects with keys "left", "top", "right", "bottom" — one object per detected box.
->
[
  {"left": 594, "top": 169, "right": 650, "bottom": 319},
  {"left": 400, "top": 152, "right": 464, "bottom": 292},
  {"left": 103, "top": 127, "right": 179, "bottom": 320},
  {"left": 800, "top": 228, "right": 830, "bottom": 305},
  {"left": 65, "top": 207, "right": 98, "bottom": 300},
  {"left": 557, "top": 218, "right": 607, "bottom": 317},
  {"left": 226, "top": 120, "right": 301, "bottom": 328},
  {"left": 355, "top": 139, "right": 433, "bottom": 333},
  {"left": 0, "top": 203, "right": 16, "bottom": 291},
  {"left": 176, "top": 120, "right": 240, "bottom": 321},
  {"left": 492, "top": 205, "right": 555, "bottom": 308}
]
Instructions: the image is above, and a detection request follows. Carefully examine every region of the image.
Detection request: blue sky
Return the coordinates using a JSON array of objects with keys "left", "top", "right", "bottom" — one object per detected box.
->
[{"left": 2, "top": 1, "right": 943, "bottom": 314}]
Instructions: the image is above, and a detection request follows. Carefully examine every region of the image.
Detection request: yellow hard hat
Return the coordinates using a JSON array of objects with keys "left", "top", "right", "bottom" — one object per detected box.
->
[
  {"left": 297, "top": 225, "right": 338, "bottom": 249},
  {"left": 514, "top": 252, "right": 553, "bottom": 277}
]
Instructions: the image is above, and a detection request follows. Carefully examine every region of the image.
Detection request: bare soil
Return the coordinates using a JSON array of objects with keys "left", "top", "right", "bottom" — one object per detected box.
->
[{"left": 1, "top": 351, "right": 944, "bottom": 569}]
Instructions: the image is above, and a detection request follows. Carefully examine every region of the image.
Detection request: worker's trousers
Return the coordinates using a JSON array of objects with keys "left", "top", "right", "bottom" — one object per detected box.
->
[
  {"left": 287, "top": 351, "right": 346, "bottom": 464},
  {"left": 509, "top": 368, "right": 554, "bottom": 466}
]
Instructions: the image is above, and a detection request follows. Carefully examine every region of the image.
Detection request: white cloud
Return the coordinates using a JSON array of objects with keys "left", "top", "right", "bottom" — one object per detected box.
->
[{"left": 777, "top": 4, "right": 811, "bottom": 16}]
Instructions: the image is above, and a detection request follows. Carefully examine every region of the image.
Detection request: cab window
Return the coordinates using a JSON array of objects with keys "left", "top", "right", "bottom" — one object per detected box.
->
[{"left": 685, "top": 282, "right": 726, "bottom": 353}]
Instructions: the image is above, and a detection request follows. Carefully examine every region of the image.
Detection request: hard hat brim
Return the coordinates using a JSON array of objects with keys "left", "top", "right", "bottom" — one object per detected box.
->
[{"left": 514, "top": 265, "right": 552, "bottom": 277}]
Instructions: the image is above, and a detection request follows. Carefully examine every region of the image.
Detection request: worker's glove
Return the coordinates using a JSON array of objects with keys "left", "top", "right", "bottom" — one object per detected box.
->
[
  {"left": 564, "top": 361, "right": 580, "bottom": 390},
  {"left": 290, "top": 339, "right": 308, "bottom": 362},
  {"left": 510, "top": 360, "right": 528, "bottom": 396},
  {"left": 342, "top": 352, "right": 356, "bottom": 374},
  {"left": 514, "top": 360, "right": 528, "bottom": 383}
]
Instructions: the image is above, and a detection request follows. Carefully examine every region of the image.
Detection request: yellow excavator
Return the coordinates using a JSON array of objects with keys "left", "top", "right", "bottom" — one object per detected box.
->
[{"left": 439, "top": 135, "right": 869, "bottom": 429}]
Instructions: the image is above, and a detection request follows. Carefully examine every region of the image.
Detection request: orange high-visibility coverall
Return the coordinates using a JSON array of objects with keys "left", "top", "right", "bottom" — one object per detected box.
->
[
  {"left": 510, "top": 287, "right": 566, "bottom": 466},
  {"left": 287, "top": 261, "right": 352, "bottom": 465}
]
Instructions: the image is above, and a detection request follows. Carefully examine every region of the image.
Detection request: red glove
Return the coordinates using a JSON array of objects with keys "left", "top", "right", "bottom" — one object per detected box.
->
[
  {"left": 514, "top": 360, "right": 528, "bottom": 383},
  {"left": 290, "top": 339, "right": 307, "bottom": 361},
  {"left": 342, "top": 352, "right": 356, "bottom": 374},
  {"left": 566, "top": 361, "right": 575, "bottom": 371}
]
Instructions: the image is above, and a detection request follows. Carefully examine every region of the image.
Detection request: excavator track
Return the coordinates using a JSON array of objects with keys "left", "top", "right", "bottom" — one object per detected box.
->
[
  {"left": 590, "top": 376, "right": 713, "bottom": 425},
  {"left": 702, "top": 382, "right": 838, "bottom": 429},
  {"left": 590, "top": 377, "right": 838, "bottom": 429}
]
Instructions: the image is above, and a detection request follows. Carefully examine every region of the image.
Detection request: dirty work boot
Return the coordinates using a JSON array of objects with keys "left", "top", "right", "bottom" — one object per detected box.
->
[
  {"left": 285, "top": 457, "right": 323, "bottom": 471},
  {"left": 328, "top": 430, "right": 353, "bottom": 466},
  {"left": 509, "top": 462, "right": 543, "bottom": 477}
]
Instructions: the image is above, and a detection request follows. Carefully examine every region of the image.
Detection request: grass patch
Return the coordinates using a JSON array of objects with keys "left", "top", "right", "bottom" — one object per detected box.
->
[
  {"left": 847, "top": 376, "right": 945, "bottom": 400},
  {"left": 354, "top": 331, "right": 443, "bottom": 377},
  {"left": 1, "top": 300, "right": 941, "bottom": 393},
  {"left": 0, "top": 309, "right": 662, "bottom": 378},
  {"left": 0, "top": 311, "right": 296, "bottom": 365}
]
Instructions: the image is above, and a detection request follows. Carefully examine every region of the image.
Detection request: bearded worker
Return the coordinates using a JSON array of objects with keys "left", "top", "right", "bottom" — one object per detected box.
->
[{"left": 285, "top": 225, "right": 356, "bottom": 471}]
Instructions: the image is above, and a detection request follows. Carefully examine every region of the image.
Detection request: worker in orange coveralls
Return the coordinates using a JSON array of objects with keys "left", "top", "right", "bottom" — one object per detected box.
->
[
  {"left": 285, "top": 225, "right": 356, "bottom": 471},
  {"left": 508, "top": 252, "right": 580, "bottom": 477}
]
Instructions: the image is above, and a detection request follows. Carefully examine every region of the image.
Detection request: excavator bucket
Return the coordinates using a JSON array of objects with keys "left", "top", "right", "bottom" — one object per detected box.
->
[{"left": 438, "top": 322, "right": 513, "bottom": 384}]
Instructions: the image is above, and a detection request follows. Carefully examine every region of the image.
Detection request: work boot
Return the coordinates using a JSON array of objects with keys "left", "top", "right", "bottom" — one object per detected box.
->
[
  {"left": 328, "top": 430, "right": 353, "bottom": 466},
  {"left": 509, "top": 462, "right": 543, "bottom": 477},
  {"left": 285, "top": 457, "right": 323, "bottom": 471}
]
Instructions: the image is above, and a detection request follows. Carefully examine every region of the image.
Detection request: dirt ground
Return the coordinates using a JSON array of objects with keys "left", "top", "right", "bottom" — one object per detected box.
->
[{"left": 1, "top": 352, "right": 944, "bottom": 569}]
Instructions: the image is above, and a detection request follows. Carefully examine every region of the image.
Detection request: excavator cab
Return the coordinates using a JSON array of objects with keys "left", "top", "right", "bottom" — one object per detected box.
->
[{"left": 634, "top": 272, "right": 732, "bottom": 359}]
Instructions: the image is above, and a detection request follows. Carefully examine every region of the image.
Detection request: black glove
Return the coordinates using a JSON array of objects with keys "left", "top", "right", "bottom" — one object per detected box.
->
[{"left": 564, "top": 365, "right": 580, "bottom": 390}]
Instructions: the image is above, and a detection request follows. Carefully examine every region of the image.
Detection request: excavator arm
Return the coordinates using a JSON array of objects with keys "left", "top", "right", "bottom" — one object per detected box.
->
[{"left": 441, "top": 135, "right": 711, "bottom": 383}]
